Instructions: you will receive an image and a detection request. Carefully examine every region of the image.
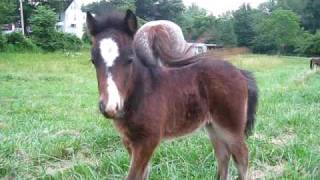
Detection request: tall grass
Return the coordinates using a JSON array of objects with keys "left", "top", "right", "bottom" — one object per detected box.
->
[{"left": 0, "top": 52, "right": 319, "bottom": 179}]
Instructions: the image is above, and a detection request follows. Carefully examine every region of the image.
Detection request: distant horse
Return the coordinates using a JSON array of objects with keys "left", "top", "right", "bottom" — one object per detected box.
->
[
  {"left": 133, "top": 20, "right": 194, "bottom": 67},
  {"left": 87, "top": 10, "right": 258, "bottom": 180},
  {"left": 310, "top": 57, "right": 320, "bottom": 69}
]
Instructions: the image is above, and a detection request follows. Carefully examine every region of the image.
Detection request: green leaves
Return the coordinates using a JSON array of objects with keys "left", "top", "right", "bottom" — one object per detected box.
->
[
  {"left": 0, "top": 0, "right": 18, "bottom": 24},
  {"left": 253, "top": 9, "right": 300, "bottom": 54},
  {"left": 233, "top": 4, "right": 255, "bottom": 47}
]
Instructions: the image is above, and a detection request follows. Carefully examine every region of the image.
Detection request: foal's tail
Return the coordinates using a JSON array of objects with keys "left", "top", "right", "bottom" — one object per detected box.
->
[
  {"left": 310, "top": 60, "right": 313, "bottom": 69},
  {"left": 240, "top": 70, "right": 259, "bottom": 137}
]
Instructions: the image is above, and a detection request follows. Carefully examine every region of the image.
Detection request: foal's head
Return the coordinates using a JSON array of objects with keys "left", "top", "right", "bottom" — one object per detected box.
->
[{"left": 86, "top": 10, "right": 138, "bottom": 118}]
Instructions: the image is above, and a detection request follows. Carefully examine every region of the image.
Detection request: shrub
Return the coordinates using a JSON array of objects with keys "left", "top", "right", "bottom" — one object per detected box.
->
[
  {"left": 0, "top": 32, "right": 7, "bottom": 51},
  {"left": 60, "top": 33, "right": 82, "bottom": 51},
  {"left": 29, "top": 6, "right": 57, "bottom": 51},
  {"left": 302, "top": 31, "right": 320, "bottom": 56},
  {"left": 6, "top": 32, "right": 24, "bottom": 44},
  {"left": 53, "top": 32, "right": 83, "bottom": 51},
  {"left": 295, "top": 30, "right": 320, "bottom": 56},
  {"left": 29, "top": 6, "right": 82, "bottom": 51},
  {"left": 82, "top": 31, "right": 91, "bottom": 45},
  {"left": 4, "top": 32, "right": 38, "bottom": 52}
]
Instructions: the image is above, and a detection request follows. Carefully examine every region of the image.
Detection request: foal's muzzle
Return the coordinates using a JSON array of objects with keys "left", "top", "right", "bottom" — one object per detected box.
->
[
  {"left": 98, "top": 100, "right": 124, "bottom": 119},
  {"left": 99, "top": 100, "right": 106, "bottom": 115}
]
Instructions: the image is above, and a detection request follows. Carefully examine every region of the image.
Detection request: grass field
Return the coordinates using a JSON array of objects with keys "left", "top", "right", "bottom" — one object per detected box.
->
[{"left": 0, "top": 51, "right": 319, "bottom": 179}]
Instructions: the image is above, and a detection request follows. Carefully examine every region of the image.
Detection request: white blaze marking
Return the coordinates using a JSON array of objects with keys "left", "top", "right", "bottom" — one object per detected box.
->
[
  {"left": 100, "top": 38, "right": 119, "bottom": 67},
  {"left": 99, "top": 38, "right": 122, "bottom": 112},
  {"left": 106, "top": 74, "right": 123, "bottom": 112}
]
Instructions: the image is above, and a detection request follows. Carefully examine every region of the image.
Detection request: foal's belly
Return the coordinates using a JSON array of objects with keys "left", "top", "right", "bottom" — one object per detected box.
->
[
  {"left": 162, "top": 98, "right": 208, "bottom": 139},
  {"left": 163, "top": 117, "right": 207, "bottom": 139}
]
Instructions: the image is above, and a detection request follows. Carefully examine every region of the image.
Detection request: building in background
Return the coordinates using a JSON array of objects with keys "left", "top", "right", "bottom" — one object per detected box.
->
[
  {"left": 191, "top": 43, "right": 223, "bottom": 55},
  {"left": 56, "top": 0, "right": 88, "bottom": 38}
]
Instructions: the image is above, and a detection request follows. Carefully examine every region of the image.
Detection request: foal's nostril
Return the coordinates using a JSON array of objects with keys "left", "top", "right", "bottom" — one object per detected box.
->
[{"left": 99, "top": 101, "right": 106, "bottom": 113}]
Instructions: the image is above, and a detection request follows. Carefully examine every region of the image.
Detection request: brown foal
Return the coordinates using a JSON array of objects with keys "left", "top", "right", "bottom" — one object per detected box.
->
[
  {"left": 86, "top": 9, "right": 258, "bottom": 180},
  {"left": 310, "top": 57, "right": 320, "bottom": 69}
]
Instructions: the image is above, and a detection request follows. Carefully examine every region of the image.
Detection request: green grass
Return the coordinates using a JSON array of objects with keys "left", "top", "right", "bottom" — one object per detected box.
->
[{"left": 0, "top": 51, "right": 319, "bottom": 179}]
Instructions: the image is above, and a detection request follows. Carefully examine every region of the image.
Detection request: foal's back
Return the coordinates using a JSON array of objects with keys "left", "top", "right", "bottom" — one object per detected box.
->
[{"left": 145, "top": 57, "right": 248, "bottom": 138}]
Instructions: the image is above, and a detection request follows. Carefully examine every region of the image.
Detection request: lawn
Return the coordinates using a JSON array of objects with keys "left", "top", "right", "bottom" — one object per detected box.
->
[{"left": 0, "top": 51, "right": 319, "bottom": 179}]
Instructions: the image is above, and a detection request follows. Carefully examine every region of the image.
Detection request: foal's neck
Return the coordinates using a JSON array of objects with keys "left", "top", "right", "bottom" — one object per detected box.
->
[{"left": 121, "top": 61, "right": 159, "bottom": 116}]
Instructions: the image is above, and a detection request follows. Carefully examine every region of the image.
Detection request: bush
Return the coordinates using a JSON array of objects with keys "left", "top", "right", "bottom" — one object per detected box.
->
[
  {"left": 61, "top": 33, "right": 82, "bottom": 51},
  {"left": 0, "top": 32, "right": 7, "bottom": 51},
  {"left": 54, "top": 32, "right": 83, "bottom": 51},
  {"left": 6, "top": 32, "right": 24, "bottom": 44},
  {"left": 3, "top": 32, "right": 38, "bottom": 52},
  {"left": 30, "top": 6, "right": 82, "bottom": 51},
  {"left": 82, "top": 31, "right": 91, "bottom": 45},
  {"left": 295, "top": 31, "right": 320, "bottom": 56},
  {"left": 29, "top": 6, "right": 58, "bottom": 51}
]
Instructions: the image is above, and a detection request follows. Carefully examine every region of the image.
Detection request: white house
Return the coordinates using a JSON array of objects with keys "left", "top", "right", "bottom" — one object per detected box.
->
[
  {"left": 190, "top": 43, "right": 223, "bottom": 55},
  {"left": 56, "top": 0, "right": 96, "bottom": 38}
]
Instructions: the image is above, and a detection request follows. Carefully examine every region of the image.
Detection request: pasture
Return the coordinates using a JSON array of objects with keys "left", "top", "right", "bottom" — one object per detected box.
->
[{"left": 0, "top": 51, "right": 319, "bottom": 179}]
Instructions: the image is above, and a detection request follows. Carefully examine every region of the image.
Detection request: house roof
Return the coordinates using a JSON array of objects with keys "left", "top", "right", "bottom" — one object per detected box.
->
[{"left": 63, "top": 0, "right": 74, "bottom": 11}]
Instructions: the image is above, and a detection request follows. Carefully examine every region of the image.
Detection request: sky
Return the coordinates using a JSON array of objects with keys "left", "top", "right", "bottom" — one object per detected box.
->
[{"left": 182, "top": 0, "right": 267, "bottom": 16}]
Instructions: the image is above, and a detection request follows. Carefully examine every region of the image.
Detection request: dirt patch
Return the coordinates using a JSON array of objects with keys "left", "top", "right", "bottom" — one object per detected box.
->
[
  {"left": 294, "top": 70, "right": 318, "bottom": 84},
  {"left": 46, "top": 160, "right": 75, "bottom": 176},
  {"left": 252, "top": 133, "right": 267, "bottom": 141},
  {"left": 252, "top": 130, "right": 295, "bottom": 146},
  {"left": 52, "top": 129, "right": 81, "bottom": 137},
  {"left": 45, "top": 147, "right": 98, "bottom": 176},
  {"left": 0, "top": 122, "right": 6, "bottom": 129},
  {"left": 250, "top": 163, "right": 284, "bottom": 179},
  {"left": 270, "top": 129, "right": 295, "bottom": 146}
]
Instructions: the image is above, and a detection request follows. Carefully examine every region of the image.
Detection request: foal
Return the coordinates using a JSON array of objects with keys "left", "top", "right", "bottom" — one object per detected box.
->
[
  {"left": 310, "top": 57, "right": 320, "bottom": 69},
  {"left": 87, "top": 10, "right": 258, "bottom": 180}
]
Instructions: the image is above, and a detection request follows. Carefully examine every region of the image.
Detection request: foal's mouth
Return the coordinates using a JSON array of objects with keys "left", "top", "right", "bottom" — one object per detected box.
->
[{"left": 99, "top": 101, "right": 125, "bottom": 119}]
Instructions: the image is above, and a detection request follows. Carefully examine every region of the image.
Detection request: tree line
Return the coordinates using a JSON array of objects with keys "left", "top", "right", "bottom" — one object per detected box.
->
[
  {"left": 0, "top": 0, "right": 82, "bottom": 52},
  {"left": 82, "top": 0, "right": 320, "bottom": 56},
  {"left": 1, "top": 0, "right": 319, "bottom": 56}
]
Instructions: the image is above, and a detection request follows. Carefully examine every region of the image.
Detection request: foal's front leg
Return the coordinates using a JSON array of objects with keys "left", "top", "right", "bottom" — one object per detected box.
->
[{"left": 126, "top": 139, "right": 159, "bottom": 180}]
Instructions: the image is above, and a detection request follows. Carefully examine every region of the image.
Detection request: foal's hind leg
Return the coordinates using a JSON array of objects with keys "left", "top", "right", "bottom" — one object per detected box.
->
[
  {"left": 205, "top": 123, "right": 231, "bottom": 180},
  {"left": 228, "top": 138, "right": 248, "bottom": 180},
  {"left": 206, "top": 123, "right": 248, "bottom": 180}
]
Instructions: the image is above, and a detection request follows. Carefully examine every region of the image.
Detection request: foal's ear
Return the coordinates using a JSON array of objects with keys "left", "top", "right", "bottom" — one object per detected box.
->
[
  {"left": 124, "top": 9, "right": 138, "bottom": 34},
  {"left": 86, "top": 12, "right": 97, "bottom": 35}
]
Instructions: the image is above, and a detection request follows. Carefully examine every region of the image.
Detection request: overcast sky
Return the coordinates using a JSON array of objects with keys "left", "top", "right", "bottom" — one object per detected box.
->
[{"left": 182, "top": 0, "right": 267, "bottom": 16}]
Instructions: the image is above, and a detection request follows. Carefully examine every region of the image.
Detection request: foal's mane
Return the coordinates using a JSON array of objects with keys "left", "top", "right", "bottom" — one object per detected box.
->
[{"left": 87, "top": 10, "right": 134, "bottom": 37}]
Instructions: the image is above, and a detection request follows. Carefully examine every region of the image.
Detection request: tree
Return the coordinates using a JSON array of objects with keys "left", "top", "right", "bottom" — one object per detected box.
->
[
  {"left": 295, "top": 30, "right": 320, "bottom": 56},
  {"left": 29, "top": 6, "right": 57, "bottom": 50},
  {"left": 135, "top": 0, "right": 156, "bottom": 20},
  {"left": 0, "top": 1, "right": 18, "bottom": 24},
  {"left": 233, "top": 4, "right": 255, "bottom": 47},
  {"left": 269, "top": 0, "right": 320, "bottom": 33},
  {"left": 300, "top": 0, "right": 320, "bottom": 33},
  {"left": 24, "top": 0, "right": 73, "bottom": 13},
  {"left": 253, "top": 9, "right": 300, "bottom": 54},
  {"left": 154, "top": 0, "right": 185, "bottom": 21},
  {"left": 178, "top": 4, "right": 216, "bottom": 42},
  {"left": 135, "top": 0, "right": 184, "bottom": 21},
  {"left": 82, "top": 0, "right": 135, "bottom": 14},
  {"left": 258, "top": 0, "right": 278, "bottom": 14},
  {"left": 215, "top": 14, "right": 237, "bottom": 46}
]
